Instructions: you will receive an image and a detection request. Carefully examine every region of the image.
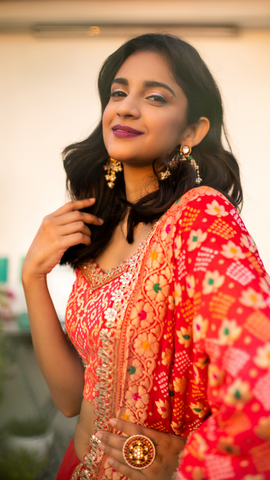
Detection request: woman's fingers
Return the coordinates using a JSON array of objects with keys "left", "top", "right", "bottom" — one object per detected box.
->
[
  {"left": 96, "top": 431, "right": 125, "bottom": 452},
  {"left": 61, "top": 232, "right": 91, "bottom": 248},
  {"left": 108, "top": 418, "right": 186, "bottom": 453},
  {"left": 58, "top": 222, "right": 92, "bottom": 238},
  {"left": 49, "top": 198, "right": 104, "bottom": 226},
  {"left": 22, "top": 197, "right": 103, "bottom": 280},
  {"left": 52, "top": 198, "right": 96, "bottom": 217},
  {"left": 96, "top": 431, "right": 143, "bottom": 478},
  {"left": 108, "top": 418, "right": 163, "bottom": 445},
  {"left": 55, "top": 210, "right": 103, "bottom": 228},
  {"left": 96, "top": 423, "right": 186, "bottom": 480},
  {"left": 100, "top": 442, "right": 125, "bottom": 464},
  {"left": 107, "top": 457, "right": 143, "bottom": 480}
]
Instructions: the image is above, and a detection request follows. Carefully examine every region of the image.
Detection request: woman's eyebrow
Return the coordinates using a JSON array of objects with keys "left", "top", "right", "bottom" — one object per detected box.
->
[
  {"left": 111, "top": 77, "right": 128, "bottom": 87},
  {"left": 144, "top": 81, "right": 175, "bottom": 97},
  {"left": 111, "top": 78, "right": 175, "bottom": 97}
]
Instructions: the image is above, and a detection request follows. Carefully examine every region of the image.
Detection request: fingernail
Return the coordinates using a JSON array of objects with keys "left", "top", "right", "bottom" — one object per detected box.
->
[
  {"left": 99, "top": 443, "right": 105, "bottom": 451},
  {"left": 99, "top": 218, "right": 104, "bottom": 224},
  {"left": 108, "top": 458, "right": 114, "bottom": 466},
  {"left": 95, "top": 432, "right": 102, "bottom": 440},
  {"left": 109, "top": 418, "right": 117, "bottom": 427}
]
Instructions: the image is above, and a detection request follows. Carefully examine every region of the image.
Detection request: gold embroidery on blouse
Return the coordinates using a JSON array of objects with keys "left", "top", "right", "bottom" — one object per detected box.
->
[
  {"left": 75, "top": 220, "right": 163, "bottom": 479},
  {"left": 81, "top": 221, "right": 161, "bottom": 291},
  {"left": 71, "top": 464, "right": 83, "bottom": 479}
]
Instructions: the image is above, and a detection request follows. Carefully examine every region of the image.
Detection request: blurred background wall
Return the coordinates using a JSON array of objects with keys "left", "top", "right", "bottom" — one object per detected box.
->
[
  {"left": 0, "top": 0, "right": 270, "bottom": 315},
  {"left": 0, "top": 4, "right": 269, "bottom": 475}
]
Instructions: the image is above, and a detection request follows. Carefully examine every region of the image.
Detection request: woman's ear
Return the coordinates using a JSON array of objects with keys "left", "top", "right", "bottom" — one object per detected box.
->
[{"left": 180, "top": 117, "right": 210, "bottom": 148}]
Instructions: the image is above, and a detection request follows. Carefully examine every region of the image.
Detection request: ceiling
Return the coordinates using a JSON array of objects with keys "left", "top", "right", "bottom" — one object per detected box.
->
[{"left": 0, "top": 0, "right": 269, "bottom": 32}]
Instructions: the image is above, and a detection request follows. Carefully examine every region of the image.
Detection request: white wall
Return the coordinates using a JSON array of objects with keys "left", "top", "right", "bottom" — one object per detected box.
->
[{"left": 0, "top": 26, "right": 270, "bottom": 314}]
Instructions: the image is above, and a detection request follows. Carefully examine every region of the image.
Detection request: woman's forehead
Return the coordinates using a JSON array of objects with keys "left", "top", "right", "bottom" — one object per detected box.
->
[{"left": 114, "top": 51, "right": 177, "bottom": 86}]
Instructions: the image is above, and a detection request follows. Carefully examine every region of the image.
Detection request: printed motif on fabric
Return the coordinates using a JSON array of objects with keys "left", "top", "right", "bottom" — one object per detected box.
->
[
  {"left": 67, "top": 220, "right": 162, "bottom": 480},
  {"left": 67, "top": 185, "right": 270, "bottom": 479},
  {"left": 111, "top": 186, "right": 270, "bottom": 479},
  {"left": 66, "top": 272, "right": 121, "bottom": 402},
  {"left": 115, "top": 188, "right": 213, "bottom": 436},
  {"left": 115, "top": 212, "right": 176, "bottom": 425},
  {"left": 173, "top": 189, "right": 270, "bottom": 478}
]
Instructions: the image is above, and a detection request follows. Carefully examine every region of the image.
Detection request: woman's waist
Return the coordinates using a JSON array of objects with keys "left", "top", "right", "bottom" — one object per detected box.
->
[{"left": 74, "top": 398, "right": 97, "bottom": 462}]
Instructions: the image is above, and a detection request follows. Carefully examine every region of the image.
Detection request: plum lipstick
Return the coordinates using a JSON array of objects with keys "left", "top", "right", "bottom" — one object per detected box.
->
[{"left": 112, "top": 124, "right": 144, "bottom": 138}]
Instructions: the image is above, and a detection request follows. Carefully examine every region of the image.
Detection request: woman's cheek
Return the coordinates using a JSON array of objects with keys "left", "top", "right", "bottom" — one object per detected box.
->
[{"left": 102, "top": 112, "right": 111, "bottom": 148}]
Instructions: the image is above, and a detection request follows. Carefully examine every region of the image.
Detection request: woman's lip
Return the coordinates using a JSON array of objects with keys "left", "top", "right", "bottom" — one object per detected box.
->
[
  {"left": 113, "top": 130, "right": 143, "bottom": 138},
  {"left": 112, "top": 124, "right": 144, "bottom": 135}
]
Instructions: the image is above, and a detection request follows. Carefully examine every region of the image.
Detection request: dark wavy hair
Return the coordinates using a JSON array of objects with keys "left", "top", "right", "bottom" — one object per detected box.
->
[{"left": 60, "top": 33, "right": 243, "bottom": 268}]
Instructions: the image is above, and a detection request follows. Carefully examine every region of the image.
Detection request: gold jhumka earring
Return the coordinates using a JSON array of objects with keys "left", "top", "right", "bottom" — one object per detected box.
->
[
  {"left": 160, "top": 145, "right": 202, "bottom": 185},
  {"left": 104, "top": 157, "right": 122, "bottom": 188},
  {"left": 160, "top": 168, "right": 171, "bottom": 180}
]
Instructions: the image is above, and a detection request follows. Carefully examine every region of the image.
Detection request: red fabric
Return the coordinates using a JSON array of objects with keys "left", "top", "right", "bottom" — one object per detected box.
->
[
  {"left": 66, "top": 270, "right": 130, "bottom": 403},
  {"left": 116, "top": 187, "right": 270, "bottom": 478},
  {"left": 64, "top": 187, "right": 270, "bottom": 479},
  {"left": 56, "top": 437, "right": 80, "bottom": 480}
]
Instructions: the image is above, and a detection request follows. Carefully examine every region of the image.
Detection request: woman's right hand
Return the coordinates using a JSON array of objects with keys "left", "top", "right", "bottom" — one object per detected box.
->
[{"left": 22, "top": 198, "right": 103, "bottom": 282}]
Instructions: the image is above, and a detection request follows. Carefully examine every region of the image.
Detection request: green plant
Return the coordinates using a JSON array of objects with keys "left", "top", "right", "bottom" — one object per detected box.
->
[
  {"left": 0, "top": 448, "right": 46, "bottom": 480},
  {"left": 4, "top": 416, "right": 50, "bottom": 437}
]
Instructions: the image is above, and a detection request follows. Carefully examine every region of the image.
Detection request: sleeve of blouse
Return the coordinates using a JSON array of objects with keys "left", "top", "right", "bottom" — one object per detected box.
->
[{"left": 174, "top": 189, "right": 270, "bottom": 480}]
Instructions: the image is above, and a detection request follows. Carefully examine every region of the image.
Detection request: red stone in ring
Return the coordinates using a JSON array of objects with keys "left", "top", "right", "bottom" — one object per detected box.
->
[{"left": 122, "top": 434, "right": 156, "bottom": 469}]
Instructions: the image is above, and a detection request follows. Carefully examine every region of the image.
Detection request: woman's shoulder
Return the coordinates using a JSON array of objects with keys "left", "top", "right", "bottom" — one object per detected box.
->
[
  {"left": 168, "top": 186, "right": 236, "bottom": 220},
  {"left": 159, "top": 186, "right": 247, "bottom": 241},
  {"left": 159, "top": 186, "right": 234, "bottom": 228}
]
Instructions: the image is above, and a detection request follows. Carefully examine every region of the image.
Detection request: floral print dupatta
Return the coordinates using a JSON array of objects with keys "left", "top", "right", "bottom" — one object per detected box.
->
[
  {"left": 114, "top": 186, "right": 270, "bottom": 480},
  {"left": 67, "top": 186, "right": 270, "bottom": 479}
]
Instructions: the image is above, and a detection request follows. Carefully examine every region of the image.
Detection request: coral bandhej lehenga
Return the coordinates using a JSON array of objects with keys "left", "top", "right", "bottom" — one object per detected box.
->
[{"left": 58, "top": 187, "right": 270, "bottom": 480}]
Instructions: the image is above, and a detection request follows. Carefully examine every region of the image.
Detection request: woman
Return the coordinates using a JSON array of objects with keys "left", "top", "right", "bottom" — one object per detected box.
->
[{"left": 22, "top": 34, "right": 270, "bottom": 480}]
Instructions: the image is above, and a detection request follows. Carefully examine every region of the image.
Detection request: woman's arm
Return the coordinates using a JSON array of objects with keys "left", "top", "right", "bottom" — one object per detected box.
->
[
  {"left": 22, "top": 198, "right": 103, "bottom": 416},
  {"left": 23, "top": 274, "right": 84, "bottom": 417}
]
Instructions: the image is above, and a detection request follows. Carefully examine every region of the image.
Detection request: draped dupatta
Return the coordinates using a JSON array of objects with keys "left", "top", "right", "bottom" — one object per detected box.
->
[{"left": 67, "top": 186, "right": 270, "bottom": 480}]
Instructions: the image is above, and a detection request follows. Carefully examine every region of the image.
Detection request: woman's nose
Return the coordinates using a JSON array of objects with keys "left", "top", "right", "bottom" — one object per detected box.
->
[{"left": 116, "top": 95, "right": 140, "bottom": 118}]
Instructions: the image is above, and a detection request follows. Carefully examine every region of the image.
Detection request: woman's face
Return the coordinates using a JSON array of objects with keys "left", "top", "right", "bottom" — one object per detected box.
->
[{"left": 102, "top": 51, "right": 189, "bottom": 167}]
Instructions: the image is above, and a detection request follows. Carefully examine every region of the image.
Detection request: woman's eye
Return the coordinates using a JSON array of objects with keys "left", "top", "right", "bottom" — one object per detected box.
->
[
  {"left": 147, "top": 95, "right": 167, "bottom": 103},
  {"left": 110, "top": 90, "right": 127, "bottom": 98}
]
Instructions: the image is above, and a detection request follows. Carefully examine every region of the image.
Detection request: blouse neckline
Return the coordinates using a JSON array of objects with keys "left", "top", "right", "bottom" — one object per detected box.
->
[
  {"left": 92, "top": 222, "right": 157, "bottom": 274},
  {"left": 81, "top": 218, "right": 162, "bottom": 290}
]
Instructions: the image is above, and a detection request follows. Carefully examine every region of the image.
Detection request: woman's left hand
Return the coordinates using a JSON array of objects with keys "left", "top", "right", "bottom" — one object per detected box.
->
[{"left": 96, "top": 418, "right": 186, "bottom": 480}]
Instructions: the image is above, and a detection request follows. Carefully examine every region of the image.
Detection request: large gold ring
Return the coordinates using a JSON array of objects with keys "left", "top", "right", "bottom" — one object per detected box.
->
[{"left": 122, "top": 434, "right": 156, "bottom": 469}]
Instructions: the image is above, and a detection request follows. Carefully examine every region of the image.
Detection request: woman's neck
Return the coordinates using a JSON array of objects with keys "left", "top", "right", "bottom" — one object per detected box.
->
[{"left": 123, "top": 164, "right": 157, "bottom": 203}]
